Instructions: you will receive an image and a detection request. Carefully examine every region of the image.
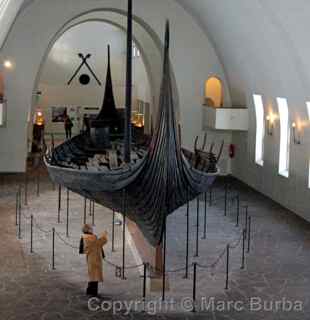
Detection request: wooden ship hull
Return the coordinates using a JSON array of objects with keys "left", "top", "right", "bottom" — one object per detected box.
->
[{"left": 45, "top": 3, "right": 219, "bottom": 246}]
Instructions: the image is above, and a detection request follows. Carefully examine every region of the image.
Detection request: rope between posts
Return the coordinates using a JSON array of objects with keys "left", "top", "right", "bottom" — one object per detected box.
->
[
  {"left": 104, "top": 258, "right": 144, "bottom": 270},
  {"left": 229, "top": 232, "right": 243, "bottom": 250},
  {"left": 55, "top": 231, "right": 79, "bottom": 249},
  {"left": 196, "top": 247, "right": 226, "bottom": 270}
]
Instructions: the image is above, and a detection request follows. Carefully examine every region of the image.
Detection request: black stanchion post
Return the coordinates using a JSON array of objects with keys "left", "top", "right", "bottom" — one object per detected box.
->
[
  {"left": 143, "top": 263, "right": 147, "bottom": 302},
  {"left": 236, "top": 195, "right": 240, "bottom": 227},
  {"left": 66, "top": 189, "right": 69, "bottom": 237},
  {"left": 112, "top": 210, "right": 115, "bottom": 252},
  {"left": 52, "top": 228, "right": 55, "bottom": 270},
  {"left": 209, "top": 187, "right": 213, "bottom": 207},
  {"left": 122, "top": 191, "right": 126, "bottom": 280},
  {"left": 225, "top": 244, "right": 230, "bottom": 290},
  {"left": 30, "top": 215, "right": 33, "bottom": 253},
  {"left": 194, "top": 197, "right": 199, "bottom": 257},
  {"left": 192, "top": 262, "right": 197, "bottom": 312},
  {"left": 162, "top": 216, "right": 167, "bottom": 301},
  {"left": 202, "top": 192, "right": 207, "bottom": 239},
  {"left": 241, "top": 229, "right": 246, "bottom": 270},
  {"left": 244, "top": 206, "right": 248, "bottom": 239},
  {"left": 89, "top": 200, "right": 92, "bottom": 216},
  {"left": 15, "top": 191, "right": 19, "bottom": 226},
  {"left": 58, "top": 185, "right": 61, "bottom": 223},
  {"left": 36, "top": 171, "right": 40, "bottom": 197},
  {"left": 247, "top": 216, "right": 252, "bottom": 253},
  {"left": 184, "top": 190, "right": 190, "bottom": 279},
  {"left": 224, "top": 176, "right": 228, "bottom": 216},
  {"left": 18, "top": 201, "right": 22, "bottom": 239},
  {"left": 83, "top": 197, "right": 87, "bottom": 225},
  {"left": 92, "top": 202, "right": 95, "bottom": 226},
  {"left": 24, "top": 171, "right": 28, "bottom": 206}
]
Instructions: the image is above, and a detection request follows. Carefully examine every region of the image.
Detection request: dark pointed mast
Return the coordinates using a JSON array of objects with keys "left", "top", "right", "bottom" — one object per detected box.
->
[
  {"left": 124, "top": 0, "right": 133, "bottom": 163},
  {"left": 96, "top": 45, "right": 118, "bottom": 120}
]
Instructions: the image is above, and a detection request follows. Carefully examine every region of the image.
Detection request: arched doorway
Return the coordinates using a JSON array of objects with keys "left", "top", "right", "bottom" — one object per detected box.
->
[
  {"left": 205, "top": 76, "right": 223, "bottom": 107},
  {"left": 33, "top": 21, "right": 151, "bottom": 141}
]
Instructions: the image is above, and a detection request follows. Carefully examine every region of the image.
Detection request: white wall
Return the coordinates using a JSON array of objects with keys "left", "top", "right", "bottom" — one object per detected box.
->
[
  {"left": 0, "top": 0, "right": 231, "bottom": 172},
  {"left": 36, "top": 21, "right": 150, "bottom": 136},
  {"left": 175, "top": 0, "right": 310, "bottom": 221}
]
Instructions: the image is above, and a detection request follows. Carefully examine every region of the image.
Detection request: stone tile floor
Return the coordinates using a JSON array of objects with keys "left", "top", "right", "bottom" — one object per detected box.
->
[{"left": 0, "top": 171, "right": 310, "bottom": 319}]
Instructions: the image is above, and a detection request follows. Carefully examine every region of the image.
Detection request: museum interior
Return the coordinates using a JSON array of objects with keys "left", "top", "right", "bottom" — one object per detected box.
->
[{"left": 1, "top": 1, "right": 310, "bottom": 319}]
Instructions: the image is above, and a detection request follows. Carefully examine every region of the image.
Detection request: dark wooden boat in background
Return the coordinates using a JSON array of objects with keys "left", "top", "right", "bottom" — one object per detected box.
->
[{"left": 45, "top": 2, "right": 220, "bottom": 246}]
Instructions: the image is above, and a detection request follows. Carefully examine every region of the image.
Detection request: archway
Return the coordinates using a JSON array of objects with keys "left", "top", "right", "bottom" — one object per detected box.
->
[
  {"left": 30, "top": 8, "right": 180, "bottom": 142},
  {"left": 205, "top": 76, "right": 223, "bottom": 107},
  {"left": 32, "top": 20, "right": 152, "bottom": 141}
]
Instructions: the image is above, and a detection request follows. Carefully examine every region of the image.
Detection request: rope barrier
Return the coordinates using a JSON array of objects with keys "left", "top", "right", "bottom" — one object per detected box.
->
[
  {"left": 55, "top": 231, "right": 79, "bottom": 250},
  {"left": 14, "top": 177, "right": 253, "bottom": 292},
  {"left": 196, "top": 247, "right": 226, "bottom": 270}
]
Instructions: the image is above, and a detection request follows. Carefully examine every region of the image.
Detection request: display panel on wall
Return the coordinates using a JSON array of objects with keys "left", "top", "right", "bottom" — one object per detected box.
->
[{"left": 51, "top": 106, "right": 67, "bottom": 122}]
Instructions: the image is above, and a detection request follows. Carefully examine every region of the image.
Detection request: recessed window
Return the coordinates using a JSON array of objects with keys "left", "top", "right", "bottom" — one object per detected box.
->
[
  {"left": 204, "top": 77, "right": 223, "bottom": 107},
  {"left": 306, "top": 102, "right": 310, "bottom": 119},
  {"left": 133, "top": 45, "right": 141, "bottom": 58},
  {"left": 253, "top": 94, "right": 265, "bottom": 166},
  {"left": 0, "top": 101, "right": 4, "bottom": 126},
  {"left": 277, "top": 97, "right": 290, "bottom": 178},
  {"left": 307, "top": 102, "right": 310, "bottom": 188}
]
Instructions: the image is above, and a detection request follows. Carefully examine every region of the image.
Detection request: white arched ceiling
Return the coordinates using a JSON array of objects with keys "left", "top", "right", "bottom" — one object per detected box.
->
[{"left": 0, "top": 0, "right": 24, "bottom": 49}]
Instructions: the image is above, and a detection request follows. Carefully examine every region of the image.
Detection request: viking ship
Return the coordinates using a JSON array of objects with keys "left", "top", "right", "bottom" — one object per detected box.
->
[{"left": 45, "top": 0, "right": 220, "bottom": 246}]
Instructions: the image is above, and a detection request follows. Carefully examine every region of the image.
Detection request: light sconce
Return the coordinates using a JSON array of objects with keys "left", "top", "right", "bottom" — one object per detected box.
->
[
  {"left": 292, "top": 122, "right": 301, "bottom": 145},
  {"left": 3, "top": 60, "right": 13, "bottom": 69},
  {"left": 266, "top": 115, "right": 274, "bottom": 136}
]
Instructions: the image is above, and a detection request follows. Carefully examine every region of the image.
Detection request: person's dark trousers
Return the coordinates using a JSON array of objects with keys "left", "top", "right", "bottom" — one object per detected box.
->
[{"left": 87, "top": 282, "right": 98, "bottom": 296}]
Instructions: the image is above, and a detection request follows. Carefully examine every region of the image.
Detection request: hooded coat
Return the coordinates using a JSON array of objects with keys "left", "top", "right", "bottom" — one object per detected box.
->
[{"left": 82, "top": 233, "right": 108, "bottom": 282}]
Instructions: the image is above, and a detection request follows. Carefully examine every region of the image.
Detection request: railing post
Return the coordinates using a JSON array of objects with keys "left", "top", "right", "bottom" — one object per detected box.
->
[
  {"left": 58, "top": 185, "right": 61, "bottom": 223},
  {"left": 244, "top": 206, "right": 249, "bottom": 239},
  {"left": 89, "top": 199, "right": 92, "bottom": 216},
  {"left": 143, "top": 263, "right": 147, "bottom": 303},
  {"left": 36, "top": 171, "right": 40, "bottom": 197},
  {"left": 241, "top": 229, "right": 246, "bottom": 270},
  {"left": 24, "top": 171, "right": 28, "bottom": 206},
  {"left": 209, "top": 187, "right": 213, "bottom": 207},
  {"left": 184, "top": 189, "right": 190, "bottom": 279},
  {"left": 112, "top": 210, "right": 116, "bottom": 253},
  {"left": 122, "top": 191, "right": 126, "bottom": 280},
  {"left": 225, "top": 244, "right": 230, "bottom": 290},
  {"left": 30, "top": 215, "right": 33, "bottom": 253},
  {"left": 247, "top": 216, "right": 252, "bottom": 253},
  {"left": 66, "top": 189, "right": 69, "bottom": 237},
  {"left": 52, "top": 228, "right": 56, "bottom": 270},
  {"left": 18, "top": 201, "right": 22, "bottom": 239},
  {"left": 15, "top": 191, "right": 19, "bottom": 226},
  {"left": 92, "top": 202, "right": 95, "bottom": 226},
  {"left": 194, "top": 197, "right": 200, "bottom": 257},
  {"left": 192, "top": 262, "right": 197, "bottom": 312},
  {"left": 202, "top": 192, "right": 207, "bottom": 239},
  {"left": 83, "top": 197, "right": 87, "bottom": 225}
]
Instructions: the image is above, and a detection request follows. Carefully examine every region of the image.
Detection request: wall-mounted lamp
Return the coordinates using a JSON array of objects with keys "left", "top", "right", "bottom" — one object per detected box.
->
[
  {"left": 292, "top": 122, "right": 301, "bottom": 145},
  {"left": 266, "top": 115, "right": 274, "bottom": 136},
  {"left": 3, "top": 60, "right": 13, "bottom": 69}
]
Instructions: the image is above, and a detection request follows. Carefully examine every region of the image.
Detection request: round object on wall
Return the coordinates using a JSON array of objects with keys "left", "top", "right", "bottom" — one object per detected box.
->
[{"left": 79, "top": 74, "right": 90, "bottom": 85}]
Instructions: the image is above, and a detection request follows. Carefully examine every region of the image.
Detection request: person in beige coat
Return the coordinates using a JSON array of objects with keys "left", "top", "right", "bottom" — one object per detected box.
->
[{"left": 80, "top": 224, "right": 108, "bottom": 297}]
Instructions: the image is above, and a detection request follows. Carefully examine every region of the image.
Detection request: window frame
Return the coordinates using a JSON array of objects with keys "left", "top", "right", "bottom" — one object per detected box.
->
[
  {"left": 253, "top": 94, "right": 265, "bottom": 166},
  {"left": 277, "top": 97, "right": 290, "bottom": 178}
]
